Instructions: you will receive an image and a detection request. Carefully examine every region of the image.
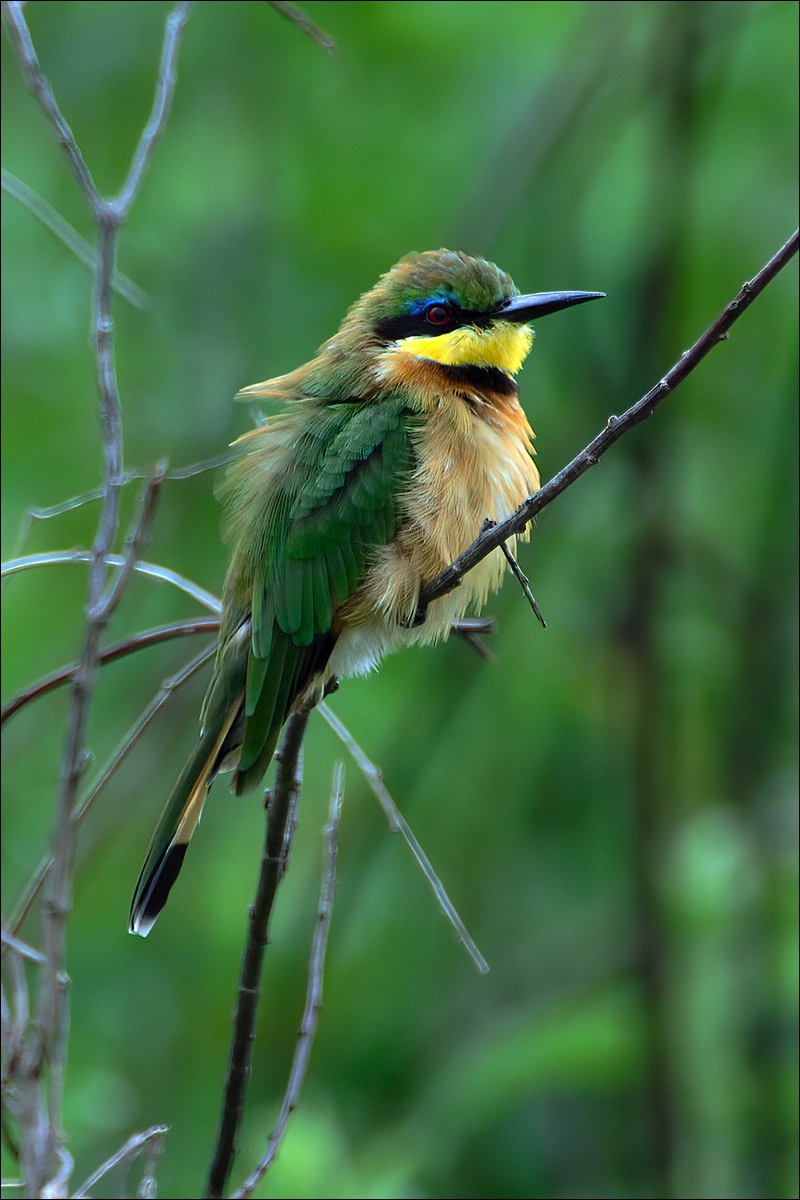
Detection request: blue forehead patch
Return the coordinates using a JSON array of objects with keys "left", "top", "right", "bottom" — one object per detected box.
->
[{"left": 405, "top": 292, "right": 457, "bottom": 316}]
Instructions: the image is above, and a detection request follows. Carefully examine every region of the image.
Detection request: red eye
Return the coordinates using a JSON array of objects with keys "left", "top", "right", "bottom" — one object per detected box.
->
[{"left": 425, "top": 303, "right": 451, "bottom": 325}]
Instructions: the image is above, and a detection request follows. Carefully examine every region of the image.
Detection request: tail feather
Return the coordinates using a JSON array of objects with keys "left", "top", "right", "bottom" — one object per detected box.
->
[
  {"left": 130, "top": 624, "right": 340, "bottom": 934},
  {"left": 129, "top": 702, "right": 240, "bottom": 936}
]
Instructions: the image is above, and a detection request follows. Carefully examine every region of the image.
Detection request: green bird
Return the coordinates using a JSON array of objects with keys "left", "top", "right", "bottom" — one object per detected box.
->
[{"left": 130, "top": 249, "right": 603, "bottom": 935}]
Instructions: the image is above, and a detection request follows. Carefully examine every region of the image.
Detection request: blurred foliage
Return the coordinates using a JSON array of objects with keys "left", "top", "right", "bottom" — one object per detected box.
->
[{"left": 1, "top": 2, "right": 797, "bottom": 1197}]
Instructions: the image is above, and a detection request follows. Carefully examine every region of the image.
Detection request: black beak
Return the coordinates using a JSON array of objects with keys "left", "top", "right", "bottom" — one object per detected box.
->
[{"left": 498, "top": 290, "right": 605, "bottom": 323}]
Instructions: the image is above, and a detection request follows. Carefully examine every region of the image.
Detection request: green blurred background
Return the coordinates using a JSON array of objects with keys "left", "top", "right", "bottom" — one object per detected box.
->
[{"left": 2, "top": 2, "right": 797, "bottom": 1197}]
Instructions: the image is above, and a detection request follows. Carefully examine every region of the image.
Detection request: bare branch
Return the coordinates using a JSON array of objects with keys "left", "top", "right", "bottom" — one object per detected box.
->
[
  {"left": 19, "top": 421, "right": 166, "bottom": 1191},
  {"left": 498, "top": 542, "right": 547, "bottom": 629},
  {"left": 318, "top": 702, "right": 490, "bottom": 974},
  {"left": 1, "top": 169, "right": 149, "bottom": 309},
  {"left": 233, "top": 762, "right": 343, "bottom": 1199},
  {"left": 8, "top": 449, "right": 236, "bottom": 556},
  {"left": 1, "top": 618, "right": 219, "bottom": 727},
  {"left": 1, "top": 931, "right": 45, "bottom": 966},
  {"left": 6, "top": 644, "right": 215, "bottom": 938},
  {"left": 268, "top": 1, "right": 335, "bottom": 54},
  {"left": 1, "top": 2, "right": 99, "bottom": 206},
  {"left": 419, "top": 230, "right": 800, "bottom": 610},
  {"left": 451, "top": 617, "right": 494, "bottom": 637},
  {"left": 206, "top": 710, "right": 310, "bottom": 1200},
  {"left": 44, "top": 1146, "right": 73, "bottom": 1197},
  {"left": 115, "top": 3, "right": 193, "bottom": 216},
  {"left": 1, "top": 930, "right": 31, "bottom": 1097},
  {"left": 2, "top": 551, "right": 223, "bottom": 614},
  {"left": 450, "top": 616, "right": 495, "bottom": 660},
  {"left": 95, "top": 467, "right": 167, "bottom": 619},
  {"left": 72, "top": 1124, "right": 169, "bottom": 1200},
  {"left": 0, "top": 613, "right": 488, "bottom": 726},
  {"left": 2, "top": 5, "right": 195, "bottom": 1190},
  {"left": 479, "top": 517, "right": 547, "bottom": 629}
]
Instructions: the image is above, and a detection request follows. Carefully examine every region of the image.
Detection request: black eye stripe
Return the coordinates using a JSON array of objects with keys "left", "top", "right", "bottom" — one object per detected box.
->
[{"left": 374, "top": 304, "right": 499, "bottom": 342}]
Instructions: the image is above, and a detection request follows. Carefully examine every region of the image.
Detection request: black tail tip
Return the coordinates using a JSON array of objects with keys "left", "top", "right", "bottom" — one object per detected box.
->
[{"left": 129, "top": 843, "right": 188, "bottom": 937}]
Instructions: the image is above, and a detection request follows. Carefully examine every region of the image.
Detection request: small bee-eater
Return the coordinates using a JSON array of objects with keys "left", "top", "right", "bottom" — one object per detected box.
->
[{"left": 130, "top": 249, "right": 603, "bottom": 935}]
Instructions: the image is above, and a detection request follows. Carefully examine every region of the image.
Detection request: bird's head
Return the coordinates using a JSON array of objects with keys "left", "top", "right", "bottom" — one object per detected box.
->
[{"left": 237, "top": 250, "right": 603, "bottom": 403}]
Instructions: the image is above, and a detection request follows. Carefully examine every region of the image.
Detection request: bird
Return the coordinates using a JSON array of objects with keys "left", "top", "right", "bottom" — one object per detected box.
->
[{"left": 129, "top": 249, "right": 603, "bottom": 935}]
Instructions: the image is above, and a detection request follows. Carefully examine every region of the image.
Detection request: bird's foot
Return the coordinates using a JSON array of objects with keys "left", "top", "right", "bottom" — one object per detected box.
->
[{"left": 401, "top": 600, "right": 428, "bottom": 629}]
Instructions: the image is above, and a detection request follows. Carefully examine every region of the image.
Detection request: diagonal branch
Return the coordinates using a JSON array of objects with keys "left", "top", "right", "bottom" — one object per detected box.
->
[
  {"left": 0, "top": 614, "right": 491, "bottom": 727},
  {"left": 268, "top": 1, "right": 335, "bottom": 54},
  {"left": 1, "top": 2, "right": 99, "bottom": 205},
  {"left": 1, "top": 169, "right": 149, "bottom": 309},
  {"left": 72, "top": 1124, "right": 169, "bottom": 1200},
  {"left": 420, "top": 229, "right": 799, "bottom": 609},
  {"left": 7, "top": 644, "right": 216, "bottom": 938},
  {"left": 1, "top": 618, "right": 219, "bottom": 727},
  {"left": 318, "top": 702, "right": 489, "bottom": 974}
]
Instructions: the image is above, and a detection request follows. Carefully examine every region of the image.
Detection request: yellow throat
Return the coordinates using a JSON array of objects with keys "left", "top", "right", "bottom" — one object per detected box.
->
[{"left": 398, "top": 320, "right": 534, "bottom": 375}]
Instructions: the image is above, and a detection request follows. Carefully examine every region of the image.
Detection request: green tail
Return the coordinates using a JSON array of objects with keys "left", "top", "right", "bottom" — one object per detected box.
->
[
  {"left": 129, "top": 627, "right": 307, "bottom": 936},
  {"left": 129, "top": 708, "right": 239, "bottom": 937}
]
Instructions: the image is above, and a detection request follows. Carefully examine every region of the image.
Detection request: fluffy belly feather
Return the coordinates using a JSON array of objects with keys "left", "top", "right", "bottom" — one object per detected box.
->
[{"left": 333, "top": 389, "right": 539, "bottom": 675}]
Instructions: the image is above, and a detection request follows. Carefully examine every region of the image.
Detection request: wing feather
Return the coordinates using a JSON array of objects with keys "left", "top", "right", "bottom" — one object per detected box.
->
[
  {"left": 132, "top": 398, "right": 418, "bottom": 931},
  {"left": 235, "top": 397, "right": 416, "bottom": 789}
]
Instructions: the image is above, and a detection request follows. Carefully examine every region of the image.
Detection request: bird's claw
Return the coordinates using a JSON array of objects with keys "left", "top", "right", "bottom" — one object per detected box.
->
[{"left": 401, "top": 601, "right": 428, "bottom": 629}]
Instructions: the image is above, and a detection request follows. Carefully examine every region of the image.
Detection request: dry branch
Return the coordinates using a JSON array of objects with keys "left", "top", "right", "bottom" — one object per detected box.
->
[
  {"left": 1, "top": 5, "right": 795, "bottom": 1190},
  {"left": 1, "top": 4, "right": 192, "bottom": 1191},
  {"left": 419, "top": 229, "right": 799, "bottom": 610},
  {"left": 232, "top": 763, "right": 344, "bottom": 1199},
  {"left": 206, "top": 710, "right": 310, "bottom": 1199}
]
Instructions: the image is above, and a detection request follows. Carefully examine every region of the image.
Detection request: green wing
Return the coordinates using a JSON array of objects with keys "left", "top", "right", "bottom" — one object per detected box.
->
[
  {"left": 131, "top": 397, "right": 415, "bottom": 935},
  {"left": 226, "top": 396, "right": 416, "bottom": 792}
]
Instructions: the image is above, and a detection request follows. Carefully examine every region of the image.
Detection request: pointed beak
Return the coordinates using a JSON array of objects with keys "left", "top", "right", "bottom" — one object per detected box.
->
[{"left": 497, "top": 290, "right": 605, "bottom": 323}]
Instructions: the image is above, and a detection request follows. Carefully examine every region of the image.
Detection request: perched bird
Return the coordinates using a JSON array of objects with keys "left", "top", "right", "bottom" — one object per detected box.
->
[{"left": 130, "top": 249, "right": 603, "bottom": 935}]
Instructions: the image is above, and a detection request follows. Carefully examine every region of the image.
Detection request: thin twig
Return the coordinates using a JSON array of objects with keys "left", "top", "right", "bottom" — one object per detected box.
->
[
  {"left": 71, "top": 1125, "right": 169, "bottom": 1200},
  {"left": 206, "top": 710, "right": 310, "bottom": 1200},
  {"left": 480, "top": 517, "right": 546, "bottom": 628},
  {"left": 498, "top": 544, "right": 547, "bottom": 629},
  {"left": 115, "top": 3, "right": 193, "bottom": 217},
  {"left": 24, "top": 457, "right": 167, "bottom": 1180},
  {"left": 7, "top": 451, "right": 233, "bottom": 568},
  {"left": 1, "top": 618, "right": 219, "bottom": 726},
  {"left": 8, "top": 449, "right": 236, "bottom": 550},
  {"left": 6, "top": 643, "right": 216, "bottom": 938},
  {"left": 1, "top": 169, "right": 148, "bottom": 309},
  {"left": 1, "top": 931, "right": 30, "bottom": 1095},
  {"left": 233, "top": 762, "right": 343, "bottom": 1199},
  {"left": 0, "top": 614, "right": 493, "bottom": 726},
  {"left": 451, "top": 617, "right": 494, "bottom": 637},
  {"left": 1, "top": 931, "right": 45, "bottom": 966},
  {"left": 419, "top": 230, "right": 800, "bottom": 610},
  {"left": 450, "top": 616, "right": 495, "bottom": 660},
  {"left": 318, "top": 702, "right": 490, "bottom": 974},
  {"left": 268, "top": 1, "right": 335, "bottom": 54},
  {"left": 43, "top": 1146, "right": 74, "bottom": 1197},
  {"left": 2, "top": 551, "right": 223, "bottom": 614},
  {"left": 95, "top": 466, "right": 167, "bottom": 617},
  {"left": 1, "top": 6, "right": 194, "bottom": 1190},
  {"left": 1, "top": 2, "right": 99, "bottom": 205}
]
